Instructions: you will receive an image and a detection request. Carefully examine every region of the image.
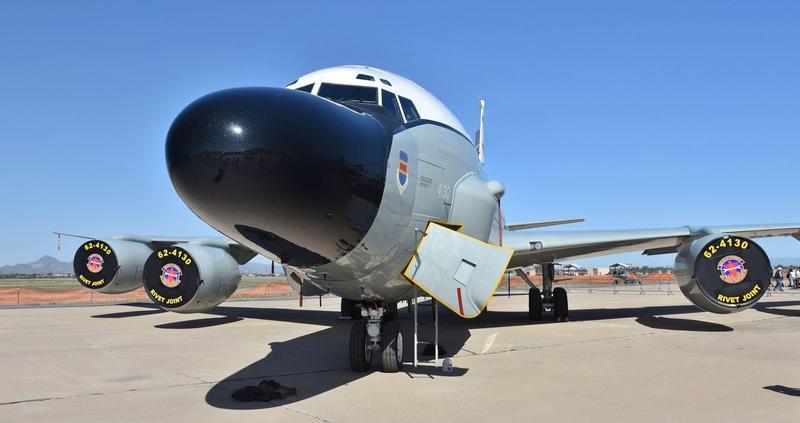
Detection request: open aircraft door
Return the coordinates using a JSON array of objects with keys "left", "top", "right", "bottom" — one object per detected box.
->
[{"left": 403, "top": 222, "right": 513, "bottom": 318}]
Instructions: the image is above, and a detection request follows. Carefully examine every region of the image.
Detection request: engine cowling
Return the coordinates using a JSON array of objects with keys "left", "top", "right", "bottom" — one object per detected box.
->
[
  {"left": 143, "top": 244, "right": 240, "bottom": 313},
  {"left": 73, "top": 239, "right": 153, "bottom": 294},
  {"left": 674, "top": 234, "right": 771, "bottom": 314}
]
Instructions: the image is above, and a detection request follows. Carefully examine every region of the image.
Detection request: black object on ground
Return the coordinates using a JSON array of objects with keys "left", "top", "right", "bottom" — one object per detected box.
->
[
  {"left": 421, "top": 343, "right": 448, "bottom": 357},
  {"left": 232, "top": 379, "right": 298, "bottom": 402},
  {"left": 763, "top": 385, "right": 800, "bottom": 397}
]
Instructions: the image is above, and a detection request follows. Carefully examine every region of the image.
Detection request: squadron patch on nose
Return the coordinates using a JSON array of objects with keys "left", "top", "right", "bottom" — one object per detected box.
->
[
  {"left": 718, "top": 255, "right": 747, "bottom": 284},
  {"left": 397, "top": 150, "right": 409, "bottom": 194}
]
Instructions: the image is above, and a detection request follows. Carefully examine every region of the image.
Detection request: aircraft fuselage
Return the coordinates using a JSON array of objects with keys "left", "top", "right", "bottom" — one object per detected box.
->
[{"left": 165, "top": 66, "right": 494, "bottom": 302}]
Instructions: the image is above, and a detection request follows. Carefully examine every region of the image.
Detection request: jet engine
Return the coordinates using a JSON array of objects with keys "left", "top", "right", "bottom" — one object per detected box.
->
[
  {"left": 674, "top": 234, "right": 771, "bottom": 314},
  {"left": 73, "top": 239, "right": 153, "bottom": 294},
  {"left": 142, "top": 244, "right": 240, "bottom": 313}
]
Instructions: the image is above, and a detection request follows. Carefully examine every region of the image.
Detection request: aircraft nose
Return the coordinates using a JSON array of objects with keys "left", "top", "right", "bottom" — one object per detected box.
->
[{"left": 165, "top": 87, "right": 389, "bottom": 266}]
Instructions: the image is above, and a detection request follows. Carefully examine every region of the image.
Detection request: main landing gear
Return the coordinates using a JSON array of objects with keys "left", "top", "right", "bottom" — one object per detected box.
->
[
  {"left": 348, "top": 301, "right": 403, "bottom": 373},
  {"left": 521, "top": 263, "right": 569, "bottom": 322}
]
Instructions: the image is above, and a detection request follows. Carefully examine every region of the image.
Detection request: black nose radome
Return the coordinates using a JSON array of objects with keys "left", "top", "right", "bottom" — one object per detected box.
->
[{"left": 166, "top": 87, "right": 389, "bottom": 267}]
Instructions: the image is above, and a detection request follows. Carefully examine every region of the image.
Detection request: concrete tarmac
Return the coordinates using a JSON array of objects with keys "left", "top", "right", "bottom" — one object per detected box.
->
[{"left": 1, "top": 287, "right": 799, "bottom": 422}]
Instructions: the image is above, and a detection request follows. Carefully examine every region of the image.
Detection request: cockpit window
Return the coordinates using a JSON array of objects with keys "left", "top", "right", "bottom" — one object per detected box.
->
[
  {"left": 356, "top": 74, "right": 375, "bottom": 81},
  {"left": 381, "top": 90, "right": 402, "bottom": 121},
  {"left": 398, "top": 96, "right": 421, "bottom": 122},
  {"left": 295, "top": 83, "right": 314, "bottom": 93},
  {"left": 380, "top": 78, "right": 392, "bottom": 86},
  {"left": 317, "top": 83, "right": 378, "bottom": 104}
]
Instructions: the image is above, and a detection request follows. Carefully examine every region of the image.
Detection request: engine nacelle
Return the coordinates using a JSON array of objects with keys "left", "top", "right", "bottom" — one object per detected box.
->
[
  {"left": 674, "top": 234, "right": 771, "bottom": 314},
  {"left": 143, "top": 244, "right": 240, "bottom": 313},
  {"left": 73, "top": 239, "right": 153, "bottom": 294}
]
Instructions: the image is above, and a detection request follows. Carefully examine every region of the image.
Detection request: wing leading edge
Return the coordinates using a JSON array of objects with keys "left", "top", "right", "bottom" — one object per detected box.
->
[
  {"left": 505, "top": 223, "right": 800, "bottom": 268},
  {"left": 85, "top": 234, "right": 259, "bottom": 265}
]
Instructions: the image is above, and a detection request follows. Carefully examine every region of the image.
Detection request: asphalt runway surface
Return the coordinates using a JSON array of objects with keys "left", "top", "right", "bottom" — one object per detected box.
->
[{"left": 2, "top": 286, "right": 799, "bottom": 422}]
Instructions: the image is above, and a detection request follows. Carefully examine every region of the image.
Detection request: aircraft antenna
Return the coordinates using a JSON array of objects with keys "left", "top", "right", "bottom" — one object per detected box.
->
[{"left": 476, "top": 98, "right": 485, "bottom": 164}]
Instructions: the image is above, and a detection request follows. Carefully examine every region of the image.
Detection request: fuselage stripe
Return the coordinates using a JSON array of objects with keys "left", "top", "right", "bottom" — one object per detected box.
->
[{"left": 456, "top": 287, "right": 464, "bottom": 315}]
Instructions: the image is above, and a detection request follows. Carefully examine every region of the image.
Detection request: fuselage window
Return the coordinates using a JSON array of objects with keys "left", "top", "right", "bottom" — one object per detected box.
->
[
  {"left": 317, "top": 83, "right": 378, "bottom": 104},
  {"left": 296, "top": 83, "right": 314, "bottom": 93},
  {"left": 399, "top": 96, "right": 421, "bottom": 122},
  {"left": 381, "top": 90, "right": 403, "bottom": 121}
]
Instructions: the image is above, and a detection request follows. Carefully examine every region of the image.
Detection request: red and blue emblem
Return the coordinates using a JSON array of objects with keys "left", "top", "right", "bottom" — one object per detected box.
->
[
  {"left": 86, "top": 253, "right": 104, "bottom": 274},
  {"left": 717, "top": 255, "right": 747, "bottom": 284},
  {"left": 160, "top": 263, "right": 183, "bottom": 288},
  {"left": 397, "top": 150, "right": 409, "bottom": 194}
]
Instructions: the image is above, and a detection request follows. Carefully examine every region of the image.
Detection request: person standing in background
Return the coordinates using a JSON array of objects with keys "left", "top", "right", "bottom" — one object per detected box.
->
[
  {"left": 773, "top": 266, "right": 785, "bottom": 291},
  {"left": 792, "top": 267, "right": 800, "bottom": 289}
]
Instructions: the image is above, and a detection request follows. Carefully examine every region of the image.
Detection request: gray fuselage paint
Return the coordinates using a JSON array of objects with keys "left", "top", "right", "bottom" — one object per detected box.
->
[{"left": 302, "top": 123, "right": 490, "bottom": 301}]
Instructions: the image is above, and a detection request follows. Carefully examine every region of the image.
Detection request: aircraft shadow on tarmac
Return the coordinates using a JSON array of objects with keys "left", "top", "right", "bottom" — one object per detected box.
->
[
  {"left": 634, "top": 316, "right": 733, "bottom": 332},
  {"left": 763, "top": 385, "right": 800, "bottom": 397},
  {"left": 91, "top": 307, "right": 166, "bottom": 319},
  {"left": 200, "top": 304, "right": 472, "bottom": 410},
  {"left": 753, "top": 303, "right": 800, "bottom": 318},
  {"left": 90, "top": 298, "right": 800, "bottom": 410},
  {"left": 155, "top": 316, "right": 243, "bottom": 329}
]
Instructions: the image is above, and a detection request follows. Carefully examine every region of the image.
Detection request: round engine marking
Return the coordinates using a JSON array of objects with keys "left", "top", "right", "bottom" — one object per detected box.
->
[
  {"left": 694, "top": 236, "right": 771, "bottom": 307},
  {"left": 86, "top": 253, "right": 104, "bottom": 274},
  {"left": 717, "top": 255, "right": 747, "bottom": 284},
  {"left": 73, "top": 240, "right": 119, "bottom": 290},
  {"left": 143, "top": 246, "right": 200, "bottom": 308},
  {"left": 160, "top": 263, "right": 183, "bottom": 288}
]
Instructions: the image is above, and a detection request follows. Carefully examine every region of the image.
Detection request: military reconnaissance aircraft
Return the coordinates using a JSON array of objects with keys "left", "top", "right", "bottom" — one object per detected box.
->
[{"left": 71, "top": 65, "right": 800, "bottom": 373}]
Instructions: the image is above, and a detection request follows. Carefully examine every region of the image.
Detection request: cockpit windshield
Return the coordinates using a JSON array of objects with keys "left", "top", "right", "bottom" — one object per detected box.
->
[
  {"left": 295, "top": 83, "right": 314, "bottom": 93},
  {"left": 317, "top": 83, "right": 378, "bottom": 104}
]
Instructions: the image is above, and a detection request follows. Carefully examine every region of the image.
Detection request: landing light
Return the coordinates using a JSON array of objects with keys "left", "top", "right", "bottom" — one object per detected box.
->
[{"left": 229, "top": 124, "right": 243, "bottom": 135}]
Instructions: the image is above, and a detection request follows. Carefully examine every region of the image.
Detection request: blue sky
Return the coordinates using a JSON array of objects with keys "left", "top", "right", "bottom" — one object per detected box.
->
[{"left": 1, "top": 1, "right": 798, "bottom": 267}]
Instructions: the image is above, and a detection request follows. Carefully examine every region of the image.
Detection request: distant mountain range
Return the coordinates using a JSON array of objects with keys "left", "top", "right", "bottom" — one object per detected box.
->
[
  {"left": 0, "top": 255, "right": 284, "bottom": 276},
  {"left": 0, "top": 255, "right": 74, "bottom": 275}
]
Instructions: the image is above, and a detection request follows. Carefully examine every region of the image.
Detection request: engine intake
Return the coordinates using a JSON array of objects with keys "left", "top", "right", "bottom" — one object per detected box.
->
[
  {"left": 73, "top": 239, "right": 152, "bottom": 294},
  {"left": 674, "top": 234, "right": 771, "bottom": 314},
  {"left": 143, "top": 244, "right": 240, "bottom": 313}
]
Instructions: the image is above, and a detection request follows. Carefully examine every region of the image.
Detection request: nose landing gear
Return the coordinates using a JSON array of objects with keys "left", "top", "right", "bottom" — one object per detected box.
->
[
  {"left": 348, "top": 301, "right": 403, "bottom": 373},
  {"left": 348, "top": 320, "right": 372, "bottom": 372}
]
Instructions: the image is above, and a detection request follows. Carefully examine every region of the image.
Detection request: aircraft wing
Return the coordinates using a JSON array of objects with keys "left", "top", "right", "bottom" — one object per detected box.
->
[
  {"left": 504, "top": 223, "right": 800, "bottom": 268},
  {"left": 115, "top": 235, "right": 260, "bottom": 264},
  {"left": 58, "top": 232, "right": 259, "bottom": 264},
  {"left": 136, "top": 237, "right": 260, "bottom": 264}
]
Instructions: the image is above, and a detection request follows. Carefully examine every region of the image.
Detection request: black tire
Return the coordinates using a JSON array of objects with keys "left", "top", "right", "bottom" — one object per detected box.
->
[
  {"left": 340, "top": 299, "right": 363, "bottom": 320},
  {"left": 340, "top": 298, "right": 353, "bottom": 318},
  {"left": 553, "top": 287, "right": 569, "bottom": 322},
  {"left": 349, "top": 320, "right": 371, "bottom": 372},
  {"left": 380, "top": 319, "right": 403, "bottom": 373},
  {"left": 528, "top": 287, "right": 542, "bottom": 321}
]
